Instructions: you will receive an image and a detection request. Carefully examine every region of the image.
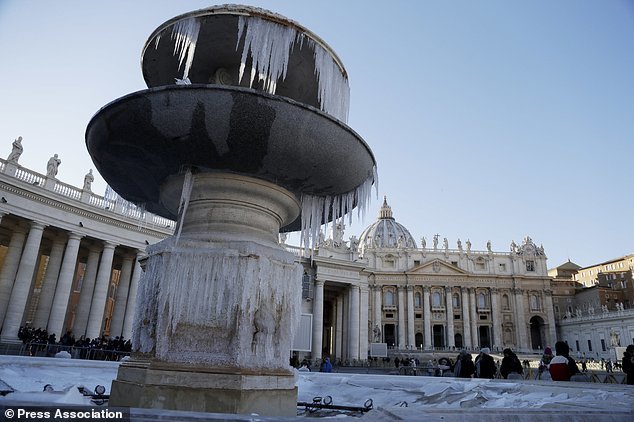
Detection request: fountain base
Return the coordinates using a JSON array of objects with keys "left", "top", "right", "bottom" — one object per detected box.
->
[
  {"left": 108, "top": 173, "right": 302, "bottom": 416},
  {"left": 110, "top": 360, "right": 297, "bottom": 416}
]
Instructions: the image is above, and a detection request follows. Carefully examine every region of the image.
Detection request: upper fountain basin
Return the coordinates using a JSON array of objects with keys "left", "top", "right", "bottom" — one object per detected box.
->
[
  {"left": 85, "top": 84, "right": 376, "bottom": 229},
  {"left": 142, "top": 4, "right": 350, "bottom": 123}
]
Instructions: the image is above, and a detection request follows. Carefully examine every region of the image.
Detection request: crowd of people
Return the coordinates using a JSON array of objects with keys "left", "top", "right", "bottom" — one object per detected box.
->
[
  {"left": 289, "top": 342, "right": 634, "bottom": 385},
  {"left": 17, "top": 326, "right": 131, "bottom": 361}
]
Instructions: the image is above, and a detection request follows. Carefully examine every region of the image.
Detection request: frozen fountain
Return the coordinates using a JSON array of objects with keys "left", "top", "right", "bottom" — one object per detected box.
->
[{"left": 86, "top": 5, "right": 376, "bottom": 417}]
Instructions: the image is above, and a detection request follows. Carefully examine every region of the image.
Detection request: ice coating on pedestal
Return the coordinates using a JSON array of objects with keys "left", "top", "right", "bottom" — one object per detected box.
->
[{"left": 131, "top": 237, "right": 302, "bottom": 370}]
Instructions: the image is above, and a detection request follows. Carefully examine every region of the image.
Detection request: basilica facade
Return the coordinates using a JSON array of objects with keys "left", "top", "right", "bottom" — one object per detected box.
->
[{"left": 292, "top": 198, "right": 555, "bottom": 361}]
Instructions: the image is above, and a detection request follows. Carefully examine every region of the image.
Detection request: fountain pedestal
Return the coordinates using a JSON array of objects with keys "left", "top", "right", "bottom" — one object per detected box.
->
[
  {"left": 111, "top": 361, "right": 297, "bottom": 416},
  {"left": 110, "top": 173, "right": 301, "bottom": 416}
]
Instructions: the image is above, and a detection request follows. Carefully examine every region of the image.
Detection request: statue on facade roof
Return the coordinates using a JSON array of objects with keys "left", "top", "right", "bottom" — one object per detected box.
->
[
  {"left": 466, "top": 239, "right": 471, "bottom": 253},
  {"left": 421, "top": 236, "right": 426, "bottom": 250},
  {"left": 486, "top": 240, "right": 492, "bottom": 253},
  {"left": 510, "top": 240, "right": 517, "bottom": 253},
  {"left": 83, "top": 169, "right": 94, "bottom": 191},
  {"left": 443, "top": 237, "right": 448, "bottom": 251},
  {"left": 46, "top": 154, "right": 61, "bottom": 177},
  {"left": 7, "top": 136, "right": 23, "bottom": 162},
  {"left": 433, "top": 234, "right": 439, "bottom": 250},
  {"left": 457, "top": 238, "right": 462, "bottom": 251}
]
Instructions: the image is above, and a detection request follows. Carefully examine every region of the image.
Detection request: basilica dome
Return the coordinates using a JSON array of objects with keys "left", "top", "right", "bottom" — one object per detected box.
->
[{"left": 359, "top": 197, "right": 417, "bottom": 249}]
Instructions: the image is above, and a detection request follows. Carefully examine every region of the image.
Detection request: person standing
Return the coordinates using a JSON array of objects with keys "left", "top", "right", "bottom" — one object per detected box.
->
[
  {"left": 622, "top": 345, "right": 634, "bottom": 385},
  {"left": 549, "top": 341, "right": 580, "bottom": 381},
  {"left": 475, "top": 347, "right": 497, "bottom": 379},
  {"left": 500, "top": 348, "right": 523, "bottom": 379}
]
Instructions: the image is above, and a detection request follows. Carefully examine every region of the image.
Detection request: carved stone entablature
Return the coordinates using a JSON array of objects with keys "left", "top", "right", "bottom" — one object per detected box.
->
[
  {"left": 511, "top": 288, "right": 523, "bottom": 295},
  {"left": 490, "top": 287, "right": 499, "bottom": 295},
  {"left": 543, "top": 289, "right": 553, "bottom": 297}
]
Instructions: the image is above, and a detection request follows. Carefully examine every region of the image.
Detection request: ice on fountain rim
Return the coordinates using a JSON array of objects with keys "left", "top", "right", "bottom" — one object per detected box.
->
[{"left": 154, "top": 12, "right": 350, "bottom": 123}]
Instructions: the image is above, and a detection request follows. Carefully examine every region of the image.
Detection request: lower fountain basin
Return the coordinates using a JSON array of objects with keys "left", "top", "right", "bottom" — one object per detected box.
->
[{"left": 86, "top": 85, "right": 375, "bottom": 231}]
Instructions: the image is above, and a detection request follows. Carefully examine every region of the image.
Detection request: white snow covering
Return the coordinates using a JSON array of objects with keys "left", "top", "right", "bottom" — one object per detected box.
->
[{"left": 1, "top": 356, "right": 632, "bottom": 419}]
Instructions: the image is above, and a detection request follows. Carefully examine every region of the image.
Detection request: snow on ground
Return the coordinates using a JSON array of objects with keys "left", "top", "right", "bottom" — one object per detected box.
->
[{"left": 1, "top": 355, "right": 633, "bottom": 418}]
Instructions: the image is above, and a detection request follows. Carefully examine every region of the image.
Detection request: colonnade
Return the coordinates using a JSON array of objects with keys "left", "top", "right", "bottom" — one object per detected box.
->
[
  {"left": 0, "top": 214, "right": 142, "bottom": 342},
  {"left": 310, "top": 279, "right": 368, "bottom": 362}
]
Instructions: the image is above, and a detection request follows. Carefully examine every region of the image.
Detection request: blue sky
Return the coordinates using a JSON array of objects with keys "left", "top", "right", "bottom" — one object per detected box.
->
[{"left": 0, "top": 1, "right": 632, "bottom": 268}]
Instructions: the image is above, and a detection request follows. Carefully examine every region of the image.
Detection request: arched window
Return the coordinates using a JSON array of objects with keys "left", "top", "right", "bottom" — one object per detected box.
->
[
  {"left": 432, "top": 292, "right": 442, "bottom": 307},
  {"left": 384, "top": 290, "right": 394, "bottom": 306},
  {"left": 477, "top": 292, "right": 486, "bottom": 308},
  {"left": 502, "top": 294, "right": 510, "bottom": 310},
  {"left": 452, "top": 293, "right": 460, "bottom": 308},
  {"left": 414, "top": 292, "right": 422, "bottom": 308}
]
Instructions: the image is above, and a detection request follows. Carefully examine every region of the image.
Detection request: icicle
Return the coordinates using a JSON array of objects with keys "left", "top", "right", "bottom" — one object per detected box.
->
[
  {"left": 174, "top": 168, "right": 193, "bottom": 246},
  {"left": 235, "top": 16, "right": 350, "bottom": 122},
  {"left": 307, "top": 38, "right": 350, "bottom": 123},
  {"left": 170, "top": 17, "right": 200, "bottom": 81},
  {"left": 300, "top": 164, "right": 378, "bottom": 252},
  {"left": 237, "top": 16, "right": 297, "bottom": 94}
]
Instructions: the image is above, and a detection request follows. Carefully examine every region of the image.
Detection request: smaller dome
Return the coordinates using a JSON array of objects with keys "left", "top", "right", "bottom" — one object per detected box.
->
[{"left": 359, "top": 197, "right": 417, "bottom": 249}]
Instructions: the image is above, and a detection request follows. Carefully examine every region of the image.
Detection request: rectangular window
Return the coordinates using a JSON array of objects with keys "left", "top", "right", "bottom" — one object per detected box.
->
[
  {"left": 414, "top": 260, "right": 420, "bottom": 266},
  {"left": 385, "top": 313, "right": 394, "bottom": 319},
  {"left": 451, "top": 261, "right": 458, "bottom": 266},
  {"left": 499, "top": 263, "right": 507, "bottom": 271},
  {"left": 526, "top": 260, "right": 535, "bottom": 272},
  {"left": 575, "top": 340, "right": 580, "bottom": 351},
  {"left": 415, "top": 313, "right": 422, "bottom": 319},
  {"left": 601, "top": 339, "right": 606, "bottom": 351},
  {"left": 476, "top": 262, "right": 485, "bottom": 270},
  {"left": 454, "top": 314, "right": 461, "bottom": 320},
  {"left": 479, "top": 314, "right": 488, "bottom": 320},
  {"left": 587, "top": 339, "right": 592, "bottom": 352}
]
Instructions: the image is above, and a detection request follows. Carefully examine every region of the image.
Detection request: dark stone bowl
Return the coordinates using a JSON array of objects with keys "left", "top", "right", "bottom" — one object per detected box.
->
[{"left": 85, "top": 85, "right": 375, "bottom": 231}]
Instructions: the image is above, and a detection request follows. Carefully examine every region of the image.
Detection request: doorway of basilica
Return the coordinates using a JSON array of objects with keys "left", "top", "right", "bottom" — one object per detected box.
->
[{"left": 530, "top": 315, "right": 545, "bottom": 350}]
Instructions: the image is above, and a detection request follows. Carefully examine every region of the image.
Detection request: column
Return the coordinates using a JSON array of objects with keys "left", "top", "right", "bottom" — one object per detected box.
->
[
  {"left": 406, "top": 286, "right": 415, "bottom": 348},
  {"left": 373, "top": 286, "right": 382, "bottom": 337},
  {"left": 469, "top": 288, "right": 478, "bottom": 348},
  {"left": 359, "top": 286, "right": 369, "bottom": 360},
  {"left": 423, "top": 286, "right": 432, "bottom": 349},
  {"left": 72, "top": 245, "right": 101, "bottom": 337},
  {"left": 311, "top": 279, "right": 324, "bottom": 361},
  {"left": 32, "top": 236, "right": 66, "bottom": 329},
  {"left": 490, "top": 287, "right": 502, "bottom": 350},
  {"left": 461, "top": 287, "right": 472, "bottom": 348},
  {"left": 348, "top": 285, "right": 360, "bottom": 360},
  {"left": 514, "top": 287, "right": 528, "bottom": 351},
  {"left": 1, "top": 221, "right": 46, "bottom": 341},
  {"left": 85, "top": 242, "right": 116, "bottom": 339},
  {"left": 445, "top": 287, "right": 455, "bottom": 348},
  {"left": 122, "top": 253, "right": 143, "bottom": 339},
  {"left": 0, "top": 226, "right": 27, "bottom": 327},
  {"left": 335, "top": 295, "right": 343, "bottom": 360},
  {"left": 47, "top": 232, "right": 83, "bottom": 338},
  {"left": 108, "top": 255, "right": 134, "bottom": 338},
  {"left": 397, "top": 286, "right": 406, "bottom": 349},
  {"left": 543, "top": 289, "right": 557, "bottom": 347}
]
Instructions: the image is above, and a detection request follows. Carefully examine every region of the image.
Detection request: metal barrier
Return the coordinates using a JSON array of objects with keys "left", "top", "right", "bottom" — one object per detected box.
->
[{"left": 1, "top": 342, "right": 130, "bottom": 361}]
